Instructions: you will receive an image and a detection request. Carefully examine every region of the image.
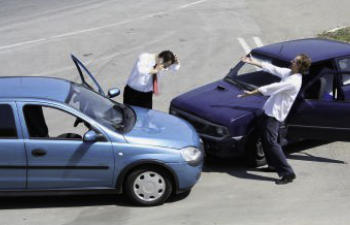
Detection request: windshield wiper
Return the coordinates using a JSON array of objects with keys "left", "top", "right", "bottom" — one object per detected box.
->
[{"left": 225, "top": 77, "right": 255, "bottom": 90}]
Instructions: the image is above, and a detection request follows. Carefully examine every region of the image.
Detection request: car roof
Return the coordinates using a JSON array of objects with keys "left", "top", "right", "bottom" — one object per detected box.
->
[
  {"left": 0, "top": 76, "right": 73, "bottom": 102},
  {"left": 251, "top": 38, "right": 350, "bottom": 63}
]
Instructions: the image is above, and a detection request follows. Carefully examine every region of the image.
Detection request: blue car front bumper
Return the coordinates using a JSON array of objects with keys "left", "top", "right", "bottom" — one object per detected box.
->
[{"left": 167, "top": 162, "right": 202, "bottom": 193}]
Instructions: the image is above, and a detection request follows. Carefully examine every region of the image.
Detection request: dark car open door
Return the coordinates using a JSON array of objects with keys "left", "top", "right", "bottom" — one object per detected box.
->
[
  {"left": 71, "top": 54, "right": 106, "bottom": 96},
  {"left": 287, "top": 61, "right": 350, "bottom": 141}
]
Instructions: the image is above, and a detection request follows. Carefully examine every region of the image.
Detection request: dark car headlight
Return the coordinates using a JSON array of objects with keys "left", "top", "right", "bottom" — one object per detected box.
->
[
  {"left": 206, "top": 125, "right": 229, "bottom": 138},
  {"left": 169, "top": 107, "right": 177, "bottom": 116}
]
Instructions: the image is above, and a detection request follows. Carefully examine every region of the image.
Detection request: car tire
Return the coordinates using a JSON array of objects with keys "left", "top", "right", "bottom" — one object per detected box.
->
[
  {"left": 245, "top": 132, "right": 267, "bottom": 167},
  {"left": 124, "top": 167, "right": 173, "bottom": 206}
]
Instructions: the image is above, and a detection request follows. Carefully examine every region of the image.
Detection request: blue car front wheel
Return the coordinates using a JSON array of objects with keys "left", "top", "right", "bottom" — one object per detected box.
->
[{"left": 125, "top": 167, "right": 173, "bottom": 206}]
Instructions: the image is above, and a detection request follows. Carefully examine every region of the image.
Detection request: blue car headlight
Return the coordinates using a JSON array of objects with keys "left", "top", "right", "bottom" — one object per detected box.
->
[{"left": 181, "top": 146, "right": 203, "bottom": 166}]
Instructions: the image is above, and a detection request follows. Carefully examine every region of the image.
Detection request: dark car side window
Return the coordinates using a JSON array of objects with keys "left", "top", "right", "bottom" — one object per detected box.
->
[
  {"left": 0, "top": 104, "right": 18, "bottom": 139},
  {"left": 337, "top": 57, "right": 350, "bottom": 72},
  {"left": 340, "top": 72, "right": 350, "bottom": 101},
  {"left": 303, "top": 61, "right": 337, "bottom": 101}
]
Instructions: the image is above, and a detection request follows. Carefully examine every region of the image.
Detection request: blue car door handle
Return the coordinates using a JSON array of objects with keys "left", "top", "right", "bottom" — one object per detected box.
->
[{"left": 31, "top": 149, "right": 47, "bottom": 157}]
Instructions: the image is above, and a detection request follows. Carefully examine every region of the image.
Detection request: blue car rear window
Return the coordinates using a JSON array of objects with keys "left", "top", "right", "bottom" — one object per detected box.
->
[{"left": 0, "top": 104, "right": 17, "bottom": 138}]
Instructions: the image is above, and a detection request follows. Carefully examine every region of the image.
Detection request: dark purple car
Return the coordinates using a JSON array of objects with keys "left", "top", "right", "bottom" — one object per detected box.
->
[{"left": 170, "top": 38, "right": 350, "bottom": 166}]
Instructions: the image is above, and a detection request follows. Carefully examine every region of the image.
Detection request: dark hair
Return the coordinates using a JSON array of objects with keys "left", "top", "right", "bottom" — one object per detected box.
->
[
  {"left": 158, "top": 50, "right": 176, "bottom": 64},
  {"left": 296, "top": 54, "right": 312, "bottom": 74}
]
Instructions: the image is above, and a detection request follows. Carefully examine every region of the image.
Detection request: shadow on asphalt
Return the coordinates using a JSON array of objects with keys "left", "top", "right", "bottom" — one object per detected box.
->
[
  {"left": 203, "top": 157, "right": 276, "bottom": 182},
  {"left": 285, "top": 140, "right": 346, "bottom": 164},
  {"left": 0, "top": 194, "right": 131, "bottom": 209},
  {"left": 0, "top": 191, "right": 193, "bottom": 209},
  {"left": 202, "top": 139, "right": 346, "bottom": 182}
]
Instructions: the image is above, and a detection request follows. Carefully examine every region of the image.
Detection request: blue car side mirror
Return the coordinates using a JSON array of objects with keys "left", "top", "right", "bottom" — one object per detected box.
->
[
  {"left": 83, "top": 130, "right": 98, "bottom": 142},
  {"left": 107, "top": 88, "right": 120, "bottom": 98}
]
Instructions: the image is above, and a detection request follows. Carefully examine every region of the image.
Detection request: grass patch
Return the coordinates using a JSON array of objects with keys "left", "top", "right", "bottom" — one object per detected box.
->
[{"left": 318, "top": 27, "right": 350, "bottom": 43}]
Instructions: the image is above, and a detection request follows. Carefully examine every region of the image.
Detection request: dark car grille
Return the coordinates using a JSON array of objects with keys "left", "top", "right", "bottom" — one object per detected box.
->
[{"left": 169, "top": 107, "right": 229, "bottom": 140}]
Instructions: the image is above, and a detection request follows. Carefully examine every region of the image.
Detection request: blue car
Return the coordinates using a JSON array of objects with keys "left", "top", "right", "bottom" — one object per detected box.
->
[
  {"left": 170, "top": 38, "right": 350, "bottom": 166},
  {"left": 0, "top": 55, "right": 203, "bottom": 206}
]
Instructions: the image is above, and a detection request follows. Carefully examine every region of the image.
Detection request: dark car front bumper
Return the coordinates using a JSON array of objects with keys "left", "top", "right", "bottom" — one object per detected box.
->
[{"left": 169, "top": 107, "right": 246, "bottom": 158}]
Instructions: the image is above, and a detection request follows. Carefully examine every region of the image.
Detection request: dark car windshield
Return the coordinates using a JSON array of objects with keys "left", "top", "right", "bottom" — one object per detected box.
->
[
  {"left": 65, "top": 84, "right": 135, "bottom": 133},
  {"left": 225, "top": 54, "right": 281, "bottom": 89}
]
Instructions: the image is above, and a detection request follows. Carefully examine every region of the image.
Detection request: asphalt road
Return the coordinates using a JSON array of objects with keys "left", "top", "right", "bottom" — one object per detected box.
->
[{"left": 1, "top": 0, "right": 350, "bottom": 225}]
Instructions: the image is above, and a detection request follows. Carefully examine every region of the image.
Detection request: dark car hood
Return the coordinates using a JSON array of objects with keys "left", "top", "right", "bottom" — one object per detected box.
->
[{"left": 171, "top": 79, "right": 266, "bottom": 126}]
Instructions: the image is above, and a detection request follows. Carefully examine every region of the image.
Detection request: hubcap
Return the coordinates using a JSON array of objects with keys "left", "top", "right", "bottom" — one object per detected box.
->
[
  {"left": 256, "top": 138, "right": 265, "bottom": 159},
  {"left": 133, "top": 171, "right": 166, "bottom": 202}
]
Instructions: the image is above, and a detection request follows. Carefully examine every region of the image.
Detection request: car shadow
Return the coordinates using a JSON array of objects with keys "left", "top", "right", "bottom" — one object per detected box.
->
[
  {"left": 202, "top": 139, "right": 346, "bottom": 182},
  {"left": 203, "top": 157, "right": 276, "bottom": 182},
  {"left": 0, "top": 191, "right": 191, "bottom": 210},
  {"left": 0, "top": 194, "right": 133, "bottom": 210}
]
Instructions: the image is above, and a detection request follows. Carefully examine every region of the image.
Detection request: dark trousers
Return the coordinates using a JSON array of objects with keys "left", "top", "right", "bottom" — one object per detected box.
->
[
  {"left": 123, "top": 85, "right": 153, "bottom": 109},
  {"left": 258, "top": 114, "right": 294, "bottom": 177}
]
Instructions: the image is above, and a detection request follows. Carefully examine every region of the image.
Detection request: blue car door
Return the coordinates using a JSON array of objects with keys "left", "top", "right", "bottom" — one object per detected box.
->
[
  {"left": 17, "top": 102, "right": 115, "bottom": 189},
  {"left": 0, "top": 102, "right": 26, "bottom": 189}
]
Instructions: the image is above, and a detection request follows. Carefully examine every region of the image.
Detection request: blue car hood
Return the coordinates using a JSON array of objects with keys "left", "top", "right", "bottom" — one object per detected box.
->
[
  {"left": 123, "top": 106, "right": 200, "bottom": 149},
  {"left": 171, "top": 79, "right": 266, "bottom": 125}
]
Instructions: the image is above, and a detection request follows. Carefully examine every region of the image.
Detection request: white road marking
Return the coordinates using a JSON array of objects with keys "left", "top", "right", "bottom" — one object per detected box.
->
[
  {"left": 0, "top": 0, "right": 209, "bottom": 52},
  {"left": 253, "top": 36, "right": 263, "bottom": 47},
  {"left": 327, "top": 26, "right": 346, "bottom": 33},
  {"left": 0, "top": 0, "right": 119, "bottom": 32},
  {"left": 34, "top": 31, "right": 175, "bottom": 77},
  {"left": 0, "top": 38, "right": 47, "bottom": 51},
  {"left": 237, "top": 37, "right": 251, "bottom": 54},
  {"left": 179, "top": 0, "right": 208, "bottom": 9}
]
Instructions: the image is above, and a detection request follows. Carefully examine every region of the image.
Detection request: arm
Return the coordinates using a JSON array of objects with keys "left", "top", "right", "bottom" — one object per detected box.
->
[
  {"left": 257, "top": 80, "right": 295, "bottom": 96},
  {"left": 238, "top": 79, "right": 296, "bottom": 98},
  {"left": 260, "top": 62, "right": 291, "bottom": 79},
  {"left": 241, "top": 55, "right": 290, "bottom": 79},
  {"left": 237, "top": 89, "right": 261, "bottom": 98},
  {"left": 136, "top": 54, "right": 164, "bottom": 75}
]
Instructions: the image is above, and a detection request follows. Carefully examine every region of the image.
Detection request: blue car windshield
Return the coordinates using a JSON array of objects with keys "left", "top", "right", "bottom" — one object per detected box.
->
[
  {"left": 225, "top": 54, "right": 281, "bottom": 90},
  {"left": 65, "top": 84, "right": 134, "bottom": 133}
]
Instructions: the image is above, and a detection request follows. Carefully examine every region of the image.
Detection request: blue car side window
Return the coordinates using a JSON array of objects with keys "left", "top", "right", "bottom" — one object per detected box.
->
[
  {"left": 22, "top": 104, "right": 105, "bottom": 141},
  {"left": 0, "top": 104, "right": 17, "bottom": 139}
]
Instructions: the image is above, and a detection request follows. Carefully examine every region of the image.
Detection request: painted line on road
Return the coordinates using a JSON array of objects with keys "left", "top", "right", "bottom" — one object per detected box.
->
[
  {"left": 179, "top": 0, "right": 208, "bottom": 9},
  {"left": 327, "top": 26, "right": 346, "bottom": 33},
  {"left": 0, "top": 0, "right": 209, "bottom": 53},
  {"left": 34, "top": 31, "right": 176, "bottom": 77},
  {"left": 253, "top": 36, "right": 263, "bottom": 47},
  {"left": 237, "top": 37, "right": 251, "bottom": 54}
]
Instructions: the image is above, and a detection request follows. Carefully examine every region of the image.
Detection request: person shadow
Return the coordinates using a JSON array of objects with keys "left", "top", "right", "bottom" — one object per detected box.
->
[{"left": 202, "top": 139, "right": 346, "bottom": 182}]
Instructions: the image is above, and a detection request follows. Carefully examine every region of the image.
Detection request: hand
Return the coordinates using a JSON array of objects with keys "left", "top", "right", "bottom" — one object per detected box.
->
[
  {"left": 151, "top": 64, "right": 165, "bottom": 74},
  {"left": 237, "top": 90, "right": 252, "bottom": 98},
  {"left": 174, "top": 54, "right": 179, "bottom": 64},
  {"left": 241, "top": 54, "right": 253, "bottom": 64},
  {"left": 155, "top": 63, "right": 165, "bottom": 71}
]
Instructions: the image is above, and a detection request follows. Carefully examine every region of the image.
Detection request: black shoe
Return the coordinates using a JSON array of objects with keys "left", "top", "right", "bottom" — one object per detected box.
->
[
  {"left": 275, "top": 173, "right": 296, "bottom": 185},
  {"left": 258, "top": 166, "right": 276, "bottom": 172}
]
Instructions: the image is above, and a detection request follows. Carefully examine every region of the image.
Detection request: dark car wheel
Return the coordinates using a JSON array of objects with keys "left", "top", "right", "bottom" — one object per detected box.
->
[
  {"left": 245, "top": 133, "right": 267, "bottom": 167},
  {"left": 125, "top": 167, "right": 173, "bottom": 206}
]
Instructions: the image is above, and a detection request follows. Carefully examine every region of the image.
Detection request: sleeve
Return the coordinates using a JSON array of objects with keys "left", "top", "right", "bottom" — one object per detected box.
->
[
  {"left": 136, "top": 54, "right": 153, "bottom": 75},
  {"left": 261, "top": 62, "right": 291, "bottom": 79},
  {"left": 258, "top": 80, "right": 295, "bottom": 96},
  {"left": 168, "top": 63, "right": 181, "bottom": 72}
]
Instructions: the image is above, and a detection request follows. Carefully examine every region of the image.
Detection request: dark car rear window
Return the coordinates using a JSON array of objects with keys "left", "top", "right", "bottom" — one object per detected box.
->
[{"left": 0, "top": 104, "right": 17, "bottom": 138}]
